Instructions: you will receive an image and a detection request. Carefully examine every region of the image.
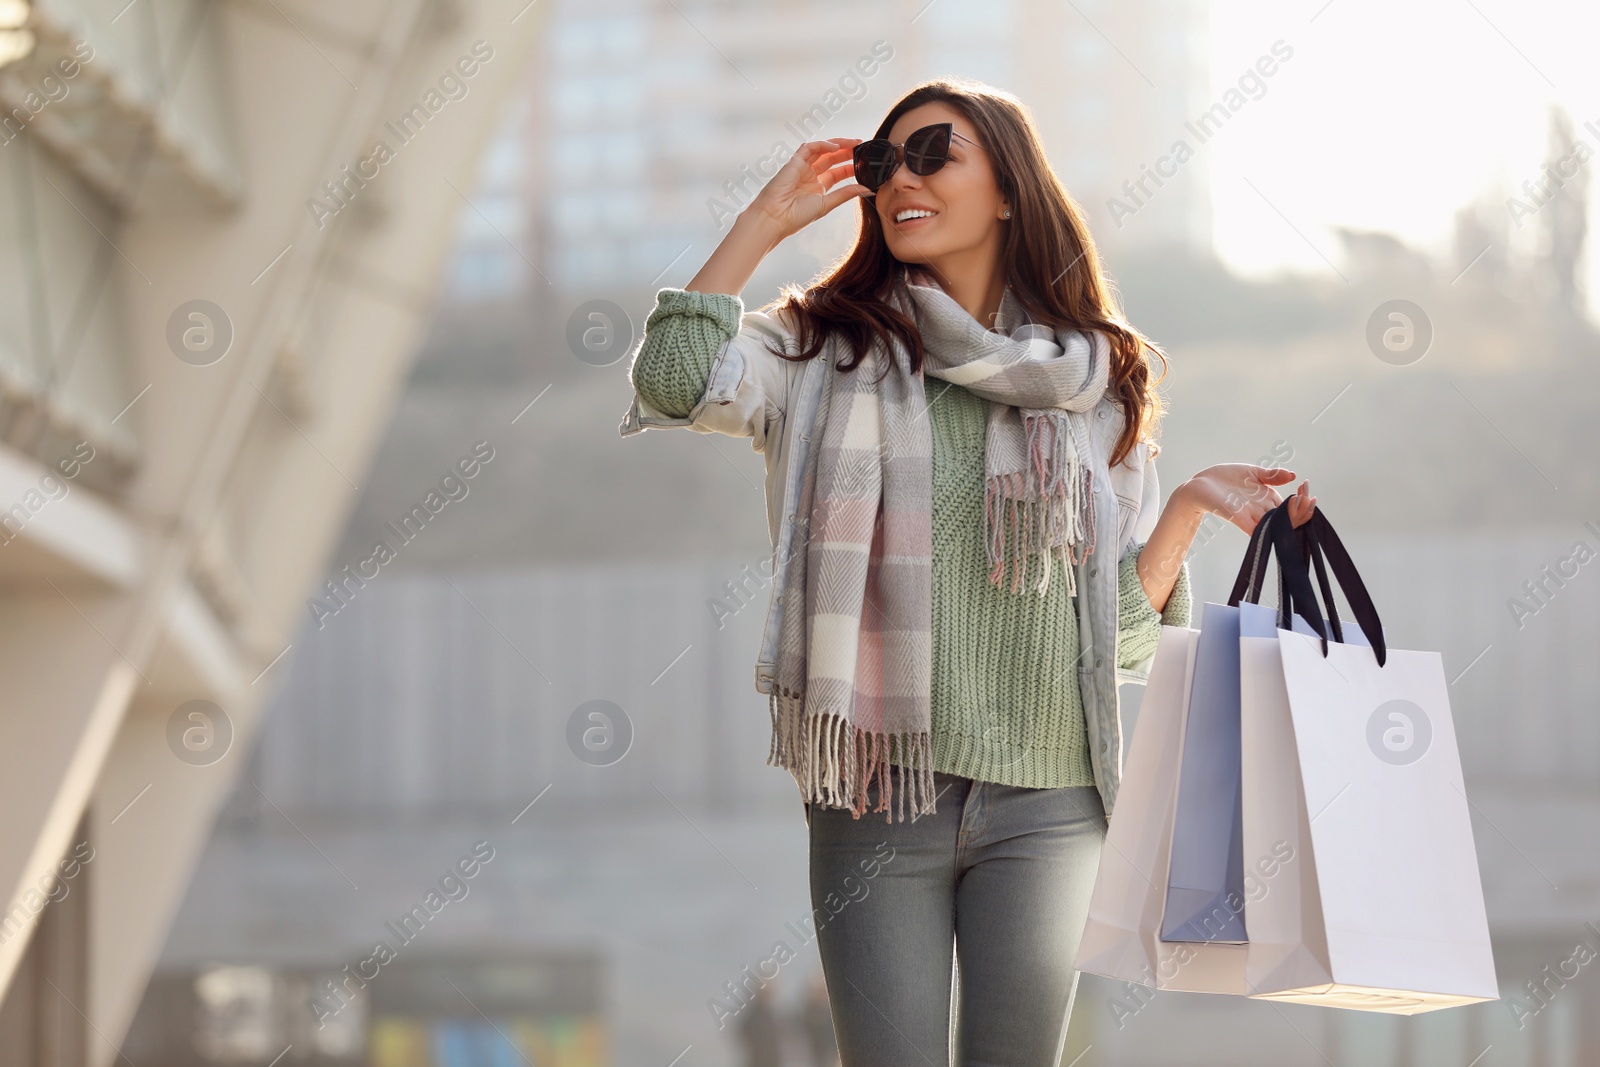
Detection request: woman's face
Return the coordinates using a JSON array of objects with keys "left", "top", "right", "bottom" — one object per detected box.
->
[{"left": 871, "top": 102, "right": 1008, "bottom": 268}]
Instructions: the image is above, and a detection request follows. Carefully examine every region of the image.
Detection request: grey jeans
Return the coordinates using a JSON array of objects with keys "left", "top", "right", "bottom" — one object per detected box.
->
[{"left": 805, "top": 765, "right": 1107, "bottom": 1067}]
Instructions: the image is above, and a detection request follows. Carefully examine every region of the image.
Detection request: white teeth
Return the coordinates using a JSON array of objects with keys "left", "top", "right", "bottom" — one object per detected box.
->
[{"left": 896, "top": 209, "right": 936, "bottom": 223}]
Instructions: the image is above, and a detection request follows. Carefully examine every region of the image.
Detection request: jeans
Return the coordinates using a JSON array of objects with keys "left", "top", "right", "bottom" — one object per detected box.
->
[{"left": 805, "top": 765, "right": 1107, "bottom": 1067}]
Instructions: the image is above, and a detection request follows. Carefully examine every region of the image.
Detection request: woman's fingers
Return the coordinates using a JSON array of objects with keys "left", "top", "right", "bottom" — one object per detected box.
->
[
  {"left": 802, "top": 138, "right": 857, "bottom": 155},
  {"left": 821, "top": 181, "right": 875, "bottom": 213},
  {"left": 812, "top": 146, "right": 857, "bottom": 169},
  {"left": 817, "top": 157, "right": 873, "bottom": 208},
  {"left": 803, "top": 139, "right": 862, "bottom": 166},
  {"left": 1286, "top": 482, "right": 1317, "bottom": 528},
  {"left": 745, "top": 140, "right": 875, "bottom": 238},
  {"left": 1199, "top": 467, "right": 1317, "bottom": 532},
  {"left": 1295, "top": 482, "right": 1315, "bottom": 520},
  {"left": 792, "top": 142, "right": 857, "bottom": 184},
  {"left": 817, "top": 158, "right": 860, "bottom": 187}
]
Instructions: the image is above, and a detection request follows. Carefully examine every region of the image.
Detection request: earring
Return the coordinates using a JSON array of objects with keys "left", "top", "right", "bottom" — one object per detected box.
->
[{"left": 1002, "top": 208, "right": 1012, "bottom": 219}]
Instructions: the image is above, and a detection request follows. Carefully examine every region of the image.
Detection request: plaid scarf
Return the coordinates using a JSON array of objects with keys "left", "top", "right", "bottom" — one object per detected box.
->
[{"left": 768, "top": 272, "right": 1112, "bottom": 823}]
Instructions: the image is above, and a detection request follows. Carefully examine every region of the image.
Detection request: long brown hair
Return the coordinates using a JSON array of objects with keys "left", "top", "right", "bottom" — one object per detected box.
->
[{"left": 756, "top": 78, "right": 1169, "bottom": 468}]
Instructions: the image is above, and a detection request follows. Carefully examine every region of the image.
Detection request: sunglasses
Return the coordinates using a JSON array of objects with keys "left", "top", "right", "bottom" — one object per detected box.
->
[{"left": 852, "top": 122, "right": 983, "bottom": 192}]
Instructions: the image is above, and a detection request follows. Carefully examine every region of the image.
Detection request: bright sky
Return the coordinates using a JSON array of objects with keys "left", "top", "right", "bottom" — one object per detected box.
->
[{"left": 1207, "top": 0, "right": 1597, "bottom": 299}]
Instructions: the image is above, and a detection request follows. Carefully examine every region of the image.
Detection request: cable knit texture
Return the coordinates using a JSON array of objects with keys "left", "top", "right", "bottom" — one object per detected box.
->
[
  {"left": 631, "top": 289, "right": 740, "bottom": 416},
  {"left": 629, "top": 287, "right": 1193, "bottom": 788}
]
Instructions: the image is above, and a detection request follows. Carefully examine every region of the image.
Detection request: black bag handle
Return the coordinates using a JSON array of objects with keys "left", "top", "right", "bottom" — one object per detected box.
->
[
  {"left": 1227, "top": 497, "right": 1388, "bottom": 667},
  {"left": 1297, "top": 508, "right": 1387, "bottom": 667},
  {"left": 1226, "top": 497, "right": 1297, "bottom": 632},
  {"left": 1307, "top": 524, "right": 1345, "bottom": 645},
  {"left": 1227, "top": 496, "right": 1281, "bottom": 612}
]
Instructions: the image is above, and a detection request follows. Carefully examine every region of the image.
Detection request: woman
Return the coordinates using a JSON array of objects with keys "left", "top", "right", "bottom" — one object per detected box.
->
[{"left": 621, "top": 79, "right": 1314, "bottom": 1066}]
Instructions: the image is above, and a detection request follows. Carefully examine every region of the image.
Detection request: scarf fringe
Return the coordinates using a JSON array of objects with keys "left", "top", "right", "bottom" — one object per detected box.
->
[
  {"left": 767, "top": 683, "right": 936, "bottom": 824},
  {"left": 983, "top": 412, "right": 1098, "bottom": 596}
]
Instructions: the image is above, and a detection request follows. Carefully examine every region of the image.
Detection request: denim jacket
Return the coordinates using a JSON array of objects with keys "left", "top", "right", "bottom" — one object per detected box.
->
[{"left": 617, "top": 302, "right": 1190, "bottom": 822}]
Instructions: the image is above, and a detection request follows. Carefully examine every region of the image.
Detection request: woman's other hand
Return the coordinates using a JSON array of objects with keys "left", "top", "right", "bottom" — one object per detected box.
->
[
  {"left": 1179, "top": 465, "right": 1315, "bottom": 535},
  {"left": 743, "top": 138, "right": 874, "bottom": 242}
]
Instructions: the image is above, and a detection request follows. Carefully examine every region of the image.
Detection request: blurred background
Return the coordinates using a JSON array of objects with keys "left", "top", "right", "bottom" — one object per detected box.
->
[{"left": 0, "top": 0, "right": 1595, "bottom": 1064}]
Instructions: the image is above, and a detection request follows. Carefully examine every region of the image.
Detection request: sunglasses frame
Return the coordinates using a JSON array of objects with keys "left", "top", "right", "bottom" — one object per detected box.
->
[{"left": 852, "top": 122, "right": 984, "bottom": 192}]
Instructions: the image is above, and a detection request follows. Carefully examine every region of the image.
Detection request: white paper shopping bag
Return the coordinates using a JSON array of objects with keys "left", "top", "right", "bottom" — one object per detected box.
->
[
  {"left": 1075, "top": 624, "right": 1249, "bottom": 995},
  {"left": 1233, "top": 503, "right": 1499, "bottom": 1014},
  {"left": 1239, "top": 599, "right": 1335, "bottom": 998},
  {"left": 1256, "top": 629, "right": 1499, "bottom": 1012}
]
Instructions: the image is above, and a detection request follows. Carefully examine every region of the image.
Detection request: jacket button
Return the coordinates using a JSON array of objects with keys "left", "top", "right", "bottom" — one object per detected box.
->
[
  {"left": 1097, "top": 409, "right": 1107, "bottom": 419},
  {"left": 1095, "top": 656, "right": 1103, "bottom": 668},
  {"left": 1089, "top": 566, "right": 1098, "bottom": 577}
]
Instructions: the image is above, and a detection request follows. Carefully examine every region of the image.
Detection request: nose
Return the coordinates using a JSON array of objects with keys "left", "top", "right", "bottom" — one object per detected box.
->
[{"left": 888, "top": 158, "right": 924, "bottom": 195}]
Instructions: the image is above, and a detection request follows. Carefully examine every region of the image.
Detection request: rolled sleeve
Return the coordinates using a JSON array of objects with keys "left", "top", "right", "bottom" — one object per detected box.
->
[
  {"left": 627, "top": 288, "right": 744, "bottom": 417},
  {"left": 1115, "top": 540, "right": 1193, "bottom": 676}
]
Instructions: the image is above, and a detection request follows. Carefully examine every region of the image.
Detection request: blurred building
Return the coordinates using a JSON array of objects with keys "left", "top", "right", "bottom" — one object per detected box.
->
[
  {"left": 0, "top": 0, "right": 548, "bottom": 1064},
  {"left": 484, "top": 0, "right": 1213, "bottom": 314}
]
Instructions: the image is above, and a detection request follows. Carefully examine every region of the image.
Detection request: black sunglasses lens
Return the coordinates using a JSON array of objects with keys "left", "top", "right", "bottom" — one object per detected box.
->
[
  {"left": 854, "top": 124, "right": 954, "bottom": 190},
  {"left": 855, "top": 140, "right": 897, "bottom": 190},
  {"left": 906, "top": 124, "right": 952, "bottom": 176}
]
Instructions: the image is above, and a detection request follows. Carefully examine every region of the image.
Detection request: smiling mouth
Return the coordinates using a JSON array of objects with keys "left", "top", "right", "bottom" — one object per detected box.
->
[{"left": 893, "top": 210, "right": 938, "bottom": 228}]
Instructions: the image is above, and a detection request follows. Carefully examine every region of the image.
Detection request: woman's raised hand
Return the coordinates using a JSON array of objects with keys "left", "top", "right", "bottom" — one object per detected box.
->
[
  {"left": 1180, "top": 465, "right": 1316, "bottom": 535},
  {"left": 743, "top": 139, "right": 873, "bottom": 241},
  {"left": 688, "top": 139, "right": 872, "bottom": 298}
]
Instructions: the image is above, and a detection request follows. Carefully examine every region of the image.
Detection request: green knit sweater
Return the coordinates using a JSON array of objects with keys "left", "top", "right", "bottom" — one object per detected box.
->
[{"left": 630, "top": 288, "right": 1193, "bottom": 788}]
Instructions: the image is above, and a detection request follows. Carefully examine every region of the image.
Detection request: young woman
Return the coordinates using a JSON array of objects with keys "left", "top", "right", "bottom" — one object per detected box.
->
[{"left": 621, "top": 79, "right": 1314, "bottom": 1067}]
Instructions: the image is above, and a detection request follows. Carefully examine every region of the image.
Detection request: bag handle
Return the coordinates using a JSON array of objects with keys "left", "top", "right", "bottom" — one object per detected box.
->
[
  {"left": 1226, "top": 497, "right": 1297, "bottom": 631},
  {"left": 1308, "top": 531, "right": 1344, "bottom": 644},
  {"left": 1296, "top": 507, "right": 1388, "bottom": 667},
  {"left": 1227, "top": 496, "right": 1281, "bottom": 610},
  {"left": 1227, "top": 497, "right": 1388, "bottom": 667}
]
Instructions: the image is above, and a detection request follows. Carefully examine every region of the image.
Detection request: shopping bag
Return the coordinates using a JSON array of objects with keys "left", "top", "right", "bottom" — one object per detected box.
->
[
  {"left": 1235, "top": 516, "right": 1369, "bottom": 999},
  {"left": 1161, "top": 508, "right": 1359, "bottom": 947},
  {"left": 1161, "top": 600, "right": 1248, "bottom": 944},
  {"left": 1075, "top": 621, "right": 1250, "bottom": 994},
  {"left": 1234, "top": 501, "right": 1499, "bottom": 1014},
  {"left": 1238, "top": 598, "right": 1334, "bottom": 999}
]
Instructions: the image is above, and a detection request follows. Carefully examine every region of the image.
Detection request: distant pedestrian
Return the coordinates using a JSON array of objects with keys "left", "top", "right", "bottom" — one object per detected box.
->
[
  {"left": 736, "top": 982, "right": 784, "bottom": 1067},
  {"left": 797, "top": 972, "right": 838, "bottom": 1067}
]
